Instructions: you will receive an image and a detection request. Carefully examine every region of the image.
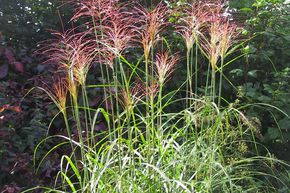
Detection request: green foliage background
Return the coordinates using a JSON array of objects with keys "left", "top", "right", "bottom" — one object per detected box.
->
[
  {"left": 230, "top": 0, "right": 290, "bottom": 159},
  {"left": 0, "top": 0, "right": 72, "bottom": 47}
]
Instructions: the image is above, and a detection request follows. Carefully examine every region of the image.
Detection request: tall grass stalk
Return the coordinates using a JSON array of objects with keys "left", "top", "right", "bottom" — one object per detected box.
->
[{"left": 91, "top": 15, "right": 115, "bottom": 141}]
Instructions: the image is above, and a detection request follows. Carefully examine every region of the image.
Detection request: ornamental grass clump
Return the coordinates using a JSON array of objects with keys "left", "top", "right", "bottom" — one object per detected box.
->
[{"left": 26, "top": 0, "right": 289, "bottom": 192}]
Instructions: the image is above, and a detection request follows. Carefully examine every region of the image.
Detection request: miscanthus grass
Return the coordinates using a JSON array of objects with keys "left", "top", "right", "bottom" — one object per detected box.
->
[{"left": 25, "top": 0, "right": 289, "bottom": 192}]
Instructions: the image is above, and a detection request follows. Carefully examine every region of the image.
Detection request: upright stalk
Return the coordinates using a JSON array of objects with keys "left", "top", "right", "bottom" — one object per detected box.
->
[
  {"left": 62, "top": 110, "right": 77, "bottom": 165},
  {"left": 157, "top": 83, "right": 163, "bottom": 138},
  {"left": 204, "top": 62, "right": 211, "bottom": 97},
  {"left": 211, "top": 68, "right": 216, "bottom": 103},
  {"left": 195, "top": 44, "right": 198, "bottom": 99},
  {"left": 150, "top": 46, "right": 155, "bottom": 138},
  {"left": 144, "top": 53, "right": 150, "bottom": 143},
  {"left": 144, "top": 51, "right": 152, "bottom": 190},
  {"left": 81, "top": 85, "right": 91, "bottom": 146},
  {"left": 113, "top": 58, "right": 123, "bottom": 186},
  {"left": 218, "top": 57, "right": 224, "bottom": 108},
  {"left": 71, "top": 94, "right": 88, "bottom": 189},
  {"left": 91, "top": 16, "right": 114, "bottom": 141},
  {"left": 186, "top": 49, "right": 191, "bottom": 108}
]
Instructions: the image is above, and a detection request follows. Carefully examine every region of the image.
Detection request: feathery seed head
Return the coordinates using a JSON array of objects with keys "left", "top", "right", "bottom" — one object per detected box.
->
[
  {"left": 71, "top": 0, "right": 118, "bottom": 21},
  {"left": 155, "top": 51, "right": 179, "bottom": 84},
  {"left": 44, "top": 76, "right": 68, "bottom": 112},
  {"left": 41, "top": 31, "right": 96, "bottom": 86},
  {"left": 148, "top": 80, "right": 159, "bottom": 98},
  {"left": 219, "top": 21, "right": 240, "bottom": 59},
  {"left": 135, "top": 2, "right": 171, "bottom": 60},
  {"left": 176, "top": 1, "right": 210, "bottom": 51},
  {"left": 119, "top": 79, "right": 146, "bottom": 112},
  {"left": 53, "top": 78, "right": 68, "bottom": 111},
  {"left": 102, "top": 7, "right": 136, "bottom": 55},
  {"left": 99, "top": 50, "right": 116, "bottom": 69},
  {"left": 201, "top": 16, "right": 240, "bottom": 70},
  {"left": 198, "top": 1, "right": 240, "bottom": 70}
]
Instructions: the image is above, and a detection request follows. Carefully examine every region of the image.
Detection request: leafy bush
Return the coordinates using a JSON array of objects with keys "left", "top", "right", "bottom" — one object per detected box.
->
[{"left": 229, "top": 0, "right": 290, "bottom": 161}]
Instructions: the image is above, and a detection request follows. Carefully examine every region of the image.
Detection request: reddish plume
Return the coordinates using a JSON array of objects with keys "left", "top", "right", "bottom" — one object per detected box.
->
[
  {"left": 154, "top": 51, "right": 179, "bottom": 84},
  {"left": 119, "top": 79, "right": 146, "bottom": 111},
  {"left": 175, "top": 1, "right": 210, "bottom": 51},
  {"left": 134, "top": 2, "right": 171, "bottom": 60},
  {"left": 39, "top": 30, "right": 97, "bottom": 85},
  {"left": 200, "top": 14, "right": 240, "bottom": 70},
  {"left": 43, "top": 76, "right": 68, "bottom": 111},
  {"left": 70, "top": 0, "right": 117, "bottom": 21},
  {"left": 101, "top": 5, "right": 137, "bottom": 55}
]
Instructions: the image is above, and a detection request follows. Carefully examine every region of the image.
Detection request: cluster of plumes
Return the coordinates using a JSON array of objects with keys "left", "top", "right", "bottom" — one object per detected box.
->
[
  {"left": 71, "top": 0, "right": 137, "bottom": 69},
  {"left": 176, "top": 0, "right": 240, "bottom": 70},
  {"left": 39, "top": 0, "right": 181, "bottom": 109},
  {"left": 101, "top": 6, "right": 136, "bottom": 56},
  {"left": 34, "top": 1, "right": 244, "bottom": 151},
  {"left": 39, "top": 0, "right": 242, "bottom": 109},
  {"left": 39, "top": 30, "right": 96, "bottom": 105},
  {"left": 200, "top": 16, "right": 240, "bottom": 70},
  {"left": 175, "top": 1, "right": 209, "bottom": 51},
  {"left": 39, "top": 1, "right": 131, "bottom": 110},
  {"left": 70, "top": 0, "right": 118, "bottom": 21}
]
